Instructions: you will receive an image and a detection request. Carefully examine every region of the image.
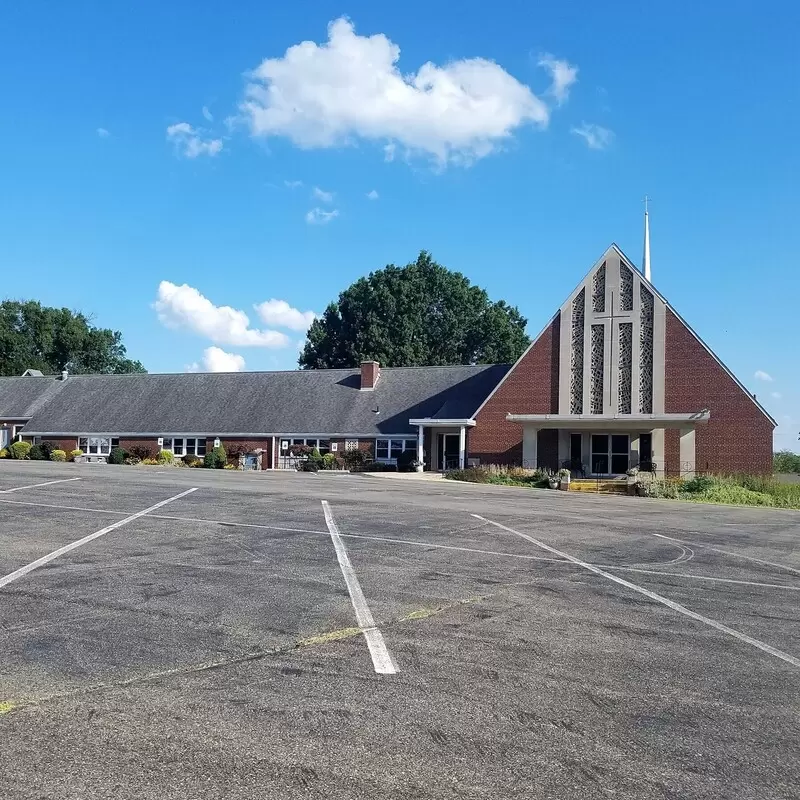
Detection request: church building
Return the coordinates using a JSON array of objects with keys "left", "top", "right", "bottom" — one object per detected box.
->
[{"left": 0, "top": 218, "right": 775, "bottom": 477}]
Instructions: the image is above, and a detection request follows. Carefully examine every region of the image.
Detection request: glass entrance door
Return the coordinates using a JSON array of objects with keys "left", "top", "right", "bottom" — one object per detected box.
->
[
  {"left": 438, "top": 433, "right": 460, "bottom": 471},
  {"left": 590, "top": 434, "right": 629, "bottom": 475}
]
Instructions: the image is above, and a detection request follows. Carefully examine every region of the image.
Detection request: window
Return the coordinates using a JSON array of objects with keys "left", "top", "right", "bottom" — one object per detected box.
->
[
  {"left": 375, "top": 438, "right": 416, "bottom": 462},
  {"left": 283, "top": 438, "right": 330, "bottom": 454},
  {"left": 78, "top": 436, "right": 115, "bottom": 456},
  {"left": 160, "top": 437, "right": 207, "bottom": 457}
]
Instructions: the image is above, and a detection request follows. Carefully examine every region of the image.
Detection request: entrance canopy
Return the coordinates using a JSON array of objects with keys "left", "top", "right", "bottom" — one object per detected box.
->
[
  {"left": 505, "top": 412, "right": 710, "bottom": 429},
  {"left": 409, "top": 418, "right": 476, "bottom": 470}
]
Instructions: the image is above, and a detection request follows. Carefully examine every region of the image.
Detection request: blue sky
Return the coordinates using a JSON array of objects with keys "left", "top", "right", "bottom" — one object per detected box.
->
[{"left": 1, "top": 1, "right": 797, "bottom": 449}]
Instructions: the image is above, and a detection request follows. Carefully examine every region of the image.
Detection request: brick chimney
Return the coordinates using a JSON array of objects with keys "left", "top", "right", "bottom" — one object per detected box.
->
[{"left": 360, "top": 360, "right": 380, "bottom": 391}]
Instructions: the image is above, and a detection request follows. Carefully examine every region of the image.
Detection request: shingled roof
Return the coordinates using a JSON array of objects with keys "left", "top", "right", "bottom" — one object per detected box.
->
[
  {"left": 0, "top": 376, "right": 65, "bottom": 419},
  {"left": 17, "top": 365, "right": 510, "bottom": 436}
]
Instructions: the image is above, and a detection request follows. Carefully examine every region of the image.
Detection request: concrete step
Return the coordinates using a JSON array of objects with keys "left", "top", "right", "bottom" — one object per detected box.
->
[{"left": 569, "top": 480, "right": 628, "bottom": 495}]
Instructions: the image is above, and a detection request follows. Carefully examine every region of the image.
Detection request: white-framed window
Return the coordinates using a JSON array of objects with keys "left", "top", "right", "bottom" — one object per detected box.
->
[
  {"left": 161, "top": 437, "right": 207, "bottom": 457},
  {"left": 78, "top": 436, "right": 119, "bottom": 456},
  {"left": 375, "top": 438, "right": 416, "bottom": 462},
  {"left": 280, "top": 438, "right": 331, "bottom": 455}
]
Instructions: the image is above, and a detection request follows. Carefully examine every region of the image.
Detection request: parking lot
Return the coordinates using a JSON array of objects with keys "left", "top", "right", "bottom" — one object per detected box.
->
[{"left": 1, "top": 461, "right": 799, "bottom": 799}]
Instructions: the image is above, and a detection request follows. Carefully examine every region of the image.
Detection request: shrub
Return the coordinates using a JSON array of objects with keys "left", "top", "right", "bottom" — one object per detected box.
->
[
  {"left": 124, "top": 456, "right": 141, "bottom": 465},
  {"left": 640, "top": 478, "right": 684, "bottom": 499},
  {"left": 10, "top": 441, "right": 31, "bottom": 460},
  {"left": 397, "top": 449, "right": 420, "bottom": 472},
  {"left": 223, "top": 463, "right": 236, "bottom": 470},
  {"left": 157, "top": 449, "right": 174, "bottom": 465},
  {"left": 69, "top": 449, "right": 83, "bottom": 461},
  {"left": 340, "top": 448, "right": 369, "bottom": 469},
  {"left": 51, "top": 449, "right": 67, "bottom": 462},
  {"left": 141, "top": 457, "right": 160, "bottom": 465},
  {"left": 39, "top": 441, "right": 58, "bottom": 460},
  {"left": 28, "top": 444, "right": 46, "bottom": 461},
  {"left": 321, "top": 453, "right": 338, "bottom": 470},
  {"left": 108, "top": 447, "right": 126, "bottom": 465},
  {"left": 0, "top": 448, "right": 8, "bottom": 459},
  {"left": 129, "top": 444, "right": 157, "bottom": 461},
  {"left": 183, "top": 454, "right": 202, "bottom": 467},
  {"left": 682, "top": 474, "right": 715, "bottom": 493},
  {"left": 309, "top": 447, "right": 323, "bottom": 467},
  {"left": 203, "top": 451, "right": 217, "bottom": 469},
  {"left": 297, "top": 460, "right": 319, "bottom": 472},
  {"left": 212, "top": 444, "right": 227, "bottom": 469}
]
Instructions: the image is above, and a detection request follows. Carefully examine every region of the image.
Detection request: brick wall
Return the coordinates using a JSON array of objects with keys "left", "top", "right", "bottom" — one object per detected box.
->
[
  {"left": 470, "top": 315, "right": 560, "bottom": 466},
  {"left": 214, "top": 437, "right": 273, "bottom": 469},
  {"left": 664, "top": 309, "right": 774, "bottom": 474}
]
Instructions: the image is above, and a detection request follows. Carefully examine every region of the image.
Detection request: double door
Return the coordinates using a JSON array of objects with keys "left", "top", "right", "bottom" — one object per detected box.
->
[{"left": 590, "top": 434, "right": 629, "bottom": 476}]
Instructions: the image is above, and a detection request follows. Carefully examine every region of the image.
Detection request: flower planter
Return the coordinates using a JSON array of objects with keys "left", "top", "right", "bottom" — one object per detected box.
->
[
  {"left": 559, "top": 478, "right": 570, "bottom": 491},
  {"left": 548, "top": 478, "right": 560, "bottom": 490}
]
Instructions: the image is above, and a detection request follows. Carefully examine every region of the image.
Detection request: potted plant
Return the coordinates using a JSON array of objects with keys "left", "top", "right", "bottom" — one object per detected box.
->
[
  {"left": 558, "top": 468, "right": 571, "bottom": 491},
  {"left": 626, "top": 466, "right": 639, "bottom": 496},
  {"left": 547, "top": 471, "right": 560, "bottom": 489}
]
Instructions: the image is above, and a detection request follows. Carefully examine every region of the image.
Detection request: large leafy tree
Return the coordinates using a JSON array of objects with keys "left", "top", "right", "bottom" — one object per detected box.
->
[
  {"left": 300, "top": 252, "right": 530, "bottom": 368},
  {"left": 0, "top": 300, "right": 146, "bottom": 376}
]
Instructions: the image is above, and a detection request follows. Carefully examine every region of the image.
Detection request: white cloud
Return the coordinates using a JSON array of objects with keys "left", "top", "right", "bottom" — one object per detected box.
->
[
  {"left": 771, "top": 391, "right": 782, "bottom": 399},
  {"left": 284, "top": 179, "right": 303, "bottom": 189},
  {"left": 154, "top": 281, "right": 289, "bottom": 348},
  {"left": 202, "top": 105, "right": 214, "bottom": 122},
  {"left": 312, "top": 186, "right": 334, "bottom": 203},
  {"left": 571, "top": 122, "right": 614, "bottom": 150},
  {"left": 538, "top": 53, "right": 578, "bottom": 105},
  {"left": 305, "top": 207, "right": 339, "bottom": 225},
  {"left": 240, "top": 17, "right": 556, "bottom": 166},
  {"left": 366, "top": 189, "right": 379, "bottom": 200},
  {"left": 255, "top": 299, "right": 316, "bottom": 331},
  {"left": 204, "top": 346, "right": 245, "bottom": 372},
  {"left": 96, "top": 127, "right": 110, "bottom": 138},
  {"left": 754, "top": 370, "right": 773, "bottom": 382},
  {"left": 166, "top": 122, "right": 223, "bottom": 158}
]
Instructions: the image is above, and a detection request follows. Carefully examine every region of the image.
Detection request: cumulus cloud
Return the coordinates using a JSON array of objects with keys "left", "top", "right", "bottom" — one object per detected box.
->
[
  {"left": 305, "top": 207, "right": 339, "bottom": 224},
  {"left": 538, "top": 53, "right": 578, "bottom": 104},
  {"left": 154, "top": 281, "right": 289, "bottom": 348},
  {"left": 255, "top": 299, "right": 316, "bottom": 331},
  {"left": 96, "top": 127, "right": 110, "bottom": 138},
  {"left": 366, "top": 189, "right": 379, "bottom": 200},
  {"left": 571, "top": 122, "right": 614, "bottom": 150},
  {"left": 312, "top": 186, "right": 334, "bottom": 203},
  {"left": 166, "top": 122, "right": 223, "bottom": 158},
  {"left": 186, "top": 346, "right": 246, "bottom": 373},
  {"left": 754, "top": 370, "right": 773, "bottom": 382},
  {"left": 240, "top": 17, "right": 557, "bottom": 166}
]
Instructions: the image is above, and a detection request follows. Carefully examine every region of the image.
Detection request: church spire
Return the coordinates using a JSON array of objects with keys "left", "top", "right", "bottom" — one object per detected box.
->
[{"left": 642, "top": 195, "right": 651, "bottom": 282}]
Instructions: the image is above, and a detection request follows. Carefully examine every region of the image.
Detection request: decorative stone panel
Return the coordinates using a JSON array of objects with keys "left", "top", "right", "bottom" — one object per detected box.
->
[
  {"left": 592, "top": 262, "right": 606, "bottom": 313},
  {"left": 639, "top": 285, "right": 654, "bottom": 413},
  {"left": 618, "top": 322, "right": 633, "bottom": 413},
  {"left": 620, "top": 265, "right": 634, "bottom": 312},
  {"left": 590, "top": 324, "right": 604, "bottom": 413},
  {"left": 570, "top": 289, "right": 585, "bottom": 413}
]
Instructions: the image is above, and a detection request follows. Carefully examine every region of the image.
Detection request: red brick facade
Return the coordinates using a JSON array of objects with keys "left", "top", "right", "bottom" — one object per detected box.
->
[
  {"left": 664, "top": 309, "right": 774, "bottom": 474},
  {"left": 470, "top": 315, "right": 560, "bottom": 466}
]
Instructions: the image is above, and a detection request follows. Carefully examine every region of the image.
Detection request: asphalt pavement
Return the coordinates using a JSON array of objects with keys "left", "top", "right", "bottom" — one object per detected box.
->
[{"left": 1, "top": 461, "right": 798, "bottom": 799}]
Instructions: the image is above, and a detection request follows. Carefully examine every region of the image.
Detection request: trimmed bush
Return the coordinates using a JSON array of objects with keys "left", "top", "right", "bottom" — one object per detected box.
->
[
  {"left": 0, "top": 448, "right": 8, "bottom": 459},
  {"left": 129, "top": 444, "right": 157, "bottom": 461},
  {"left": 183, "top": 454, "right": 202, "bottom": 467},
  {"left": 69, "top": 449, "right": 83, "bottom": 461},
  {"left": 157, "top": 449, "right": 174, "bottom": 465},
  {"left": 10, "top": 441, "right": 31, "bottom": 460},
  {"left": 108, "top": 447, "right": 126, "bottom": 465},
  {"left": 212, "top": 444, "right": 227, "bottom": 469},
  {"left": 203, "top": 451, "right": 217, "bottom": 469},
  {"left": 51, "top": 449, "right": 67, "bottom": 462},
  {"left": 340, "top": 448, "right": 369, "bottom": 469},
  {"left": 28, "top": 444, "right": 46, "bottom": 461},
  {"left": 321, "top": 453, "right": 338, "bottom": 470}
]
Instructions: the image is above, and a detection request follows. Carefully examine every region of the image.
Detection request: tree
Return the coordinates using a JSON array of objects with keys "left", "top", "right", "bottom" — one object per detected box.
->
[
  {"left": 299, "top": 252, "right": 530, "bottom": 368},
  {"left": 0, "top": 300, "right": 146, "bottom": 376},
  {"left": 774, "top": 450, "right": 800, "bottom": 474}
]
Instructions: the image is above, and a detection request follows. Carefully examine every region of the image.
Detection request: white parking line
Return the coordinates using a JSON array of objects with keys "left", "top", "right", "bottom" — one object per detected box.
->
[
  {"left": 0, "top": 488, "right": 198, "bottom": 590},
  {"left": 0, "top": 477, "right": 81, "bottom": 494},
  {"left": 653, "top": 533, "right": 800, "bottom": 577},
  {"left": 321, "top": 501, "right": 397, "bottom": 675},
  {"left": 472, "top": 514, "right": 800, "bottom": 669}
]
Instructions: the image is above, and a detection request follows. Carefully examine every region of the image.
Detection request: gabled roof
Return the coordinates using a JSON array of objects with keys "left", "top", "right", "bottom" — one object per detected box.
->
[
  {"left": 0, "top": 376, "right": 64, "bottom": 419},
  {"left": 18, "top": 365, "right": 511, "bottom": 436}
]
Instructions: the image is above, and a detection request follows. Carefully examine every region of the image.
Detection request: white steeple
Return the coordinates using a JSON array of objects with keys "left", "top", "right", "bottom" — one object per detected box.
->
[{"left": 642, "top": 195, "right": 651, "bottom": 282}]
